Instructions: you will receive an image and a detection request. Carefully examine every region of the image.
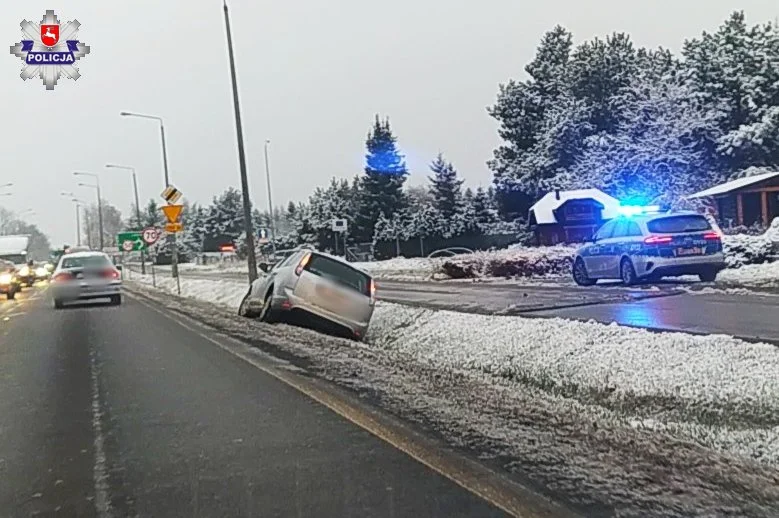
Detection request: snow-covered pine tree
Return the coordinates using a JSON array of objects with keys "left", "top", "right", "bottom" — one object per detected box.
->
[
  {"left": 354, "top": 115, "right": 409, "bottom": 243},
  {"left": 428, "top": 153, "right": 464, "bottom": 221},
  {"left": 472, "top": 187, "right": 499, "bottom": 232},
  {"left": 204, "top": 187, "right": 245, "bottom": 246}
]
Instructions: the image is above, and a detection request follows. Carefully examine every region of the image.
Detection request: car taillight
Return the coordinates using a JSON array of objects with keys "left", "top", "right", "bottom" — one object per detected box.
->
[
  {"left": 370, "top": 279, "right": 376, "bottom": 301},
  {"left": 644, "top": 235, "right": 673, "bottom": 245},
  {"left": 102, "top": 269, "right": 120, "bottom": 280},
  {"left": 52, "top": 272, "right": 74, "bottom": 282},
  {"left": 294, "top": 252, "right": 312, "bottom": 276},
  {"left": 703, "top": 231, "right": 721, "bottom": 240}
]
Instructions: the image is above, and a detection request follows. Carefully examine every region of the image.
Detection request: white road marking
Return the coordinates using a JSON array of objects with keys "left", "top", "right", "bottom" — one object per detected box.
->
[{"left": 89, "top": 346, "right": 113, "bottom": 517}]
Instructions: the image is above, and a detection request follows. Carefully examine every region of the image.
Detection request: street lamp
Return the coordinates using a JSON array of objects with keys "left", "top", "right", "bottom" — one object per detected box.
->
[
  {"left": 223, "top": 0, "right": 259, "bottom": 283},
  {"left": 107, "top": 163, "right": 146, "bottom": 273},
  {"left": 61, "top": 192, "right": 84, "bottom": 246},
  {"left": 0, "top": 183, "right": 12, "bottom": 189},
  {"left": 75, "top": 172, "right": 104, "bottom": 250},
  {"left": 120, "top": 110, "right": 179, "bottom": 281},
  {"left": 263, "top": 139, "right": 277, "bottom": 257}
]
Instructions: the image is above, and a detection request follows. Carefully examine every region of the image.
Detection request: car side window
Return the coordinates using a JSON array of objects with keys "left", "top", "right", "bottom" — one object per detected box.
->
[
  {"left": 611, "top": 220, "right": 628, "bottom": 239},
  {"left": 593, "top": 220, "right": 616, "bottom": 241},
  {"left": 627, "top": 221, "right": 642, "bottom": 237},
  {"left": 277, "top": 251, "right": 302, "bottom": 269}
]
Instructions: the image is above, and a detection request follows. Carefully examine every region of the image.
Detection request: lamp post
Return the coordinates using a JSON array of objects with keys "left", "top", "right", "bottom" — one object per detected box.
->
[
  {"left": 107, "top": 164, "right": 146, "bottom": 274},
  {"left": 61, "top": 192, "right": 84, "bottom": 246},
  {"left": 120, "top": 110, "right": 178, "bottom": 281},
  {"left": 263, "top": 140, "right": 278, "bottom": 258},
  {"left": 74, "top": 172, "right": 103, "bottom": 250}
]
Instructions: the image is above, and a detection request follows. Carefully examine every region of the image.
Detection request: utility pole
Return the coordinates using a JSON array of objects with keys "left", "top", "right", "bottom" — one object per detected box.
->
[
  {"left": 224, "top": 0, "right": 258, "bottom": 283},
  {"left": 264, "top": 140, "right": 278, "bottom": 258}
]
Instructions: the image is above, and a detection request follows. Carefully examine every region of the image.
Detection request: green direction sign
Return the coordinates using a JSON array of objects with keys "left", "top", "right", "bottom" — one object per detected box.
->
[{"left": 117, "top": 232, "right": 146, "bottom": 252}]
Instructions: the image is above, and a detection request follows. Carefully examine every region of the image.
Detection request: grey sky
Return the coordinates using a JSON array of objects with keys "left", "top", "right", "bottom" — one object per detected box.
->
[{"left": 2, "top": 0, "right": 776, "bottom": 246}]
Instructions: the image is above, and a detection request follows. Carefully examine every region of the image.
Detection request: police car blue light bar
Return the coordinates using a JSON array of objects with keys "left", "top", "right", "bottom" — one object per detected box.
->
[{"left": 617, "top": 204, "right": 662, "bottom": 217}]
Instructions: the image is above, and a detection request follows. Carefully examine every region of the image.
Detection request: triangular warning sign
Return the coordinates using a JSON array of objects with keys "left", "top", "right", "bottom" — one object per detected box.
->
[{"left": 162, "top": 204, "right": 183, "bottom": 224}]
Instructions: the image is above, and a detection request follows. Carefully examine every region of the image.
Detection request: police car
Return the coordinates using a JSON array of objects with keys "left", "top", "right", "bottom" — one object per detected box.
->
[{"left": 572, "top": 208, "right": 726, "bottom": 286}]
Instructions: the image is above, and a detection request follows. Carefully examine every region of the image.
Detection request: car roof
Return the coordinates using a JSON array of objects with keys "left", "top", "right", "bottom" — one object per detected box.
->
[
  {"left": 616, "top": 210, "right": 701, "bottom": 222},
  {"left": 60, "top": 251, "right": 109, "bottom": 259}
]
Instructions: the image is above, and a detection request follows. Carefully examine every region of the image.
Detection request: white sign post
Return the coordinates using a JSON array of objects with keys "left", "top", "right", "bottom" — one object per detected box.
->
[{"left": 331, "top": 219, "right": 347, "bottom": 256}]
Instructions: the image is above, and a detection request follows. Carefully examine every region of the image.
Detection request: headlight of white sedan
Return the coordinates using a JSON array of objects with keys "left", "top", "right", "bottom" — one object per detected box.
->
[
  {"left": 35, "top": 267, "right": 47, "bottom": 277},
  {"left": 0, "top": 273, "right": 13, "bottom": 284},
  {"left": 19, "top": 266, "right": 30, "bottom": 276}
]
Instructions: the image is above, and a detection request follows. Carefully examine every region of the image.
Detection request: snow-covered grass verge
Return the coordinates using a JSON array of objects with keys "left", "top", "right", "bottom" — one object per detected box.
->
[
  {"left": 127, "top": 278, "right": 779, "bottom": 516},
  {"left": 438, "top": 245, "right": 577, "bottom": 280},
  {"left": 719, "top": 261, "right": 779, "bottom": 289},
  {"left": 129, "top": 272, "right": 247, "bottom": 309},
  {"left": 352, "top": 256, "right": 443, "bottom": 281}
]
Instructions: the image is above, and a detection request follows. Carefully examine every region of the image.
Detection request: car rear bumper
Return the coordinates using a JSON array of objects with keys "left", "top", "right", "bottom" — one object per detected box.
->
[
  {"left": 274, "top": 290, "right": 373, "bottom": 337},
  {"left": 51, "top": 281, "right": 122, "bottom": 300},
  {"left": 634, "top": 252, "right": 726, "bottom": 278}
]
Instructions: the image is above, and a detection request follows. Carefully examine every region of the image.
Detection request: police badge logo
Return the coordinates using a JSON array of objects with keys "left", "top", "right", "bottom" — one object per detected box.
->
[{"left": 9, "top": 10, "right": 91, "bottom": 90}]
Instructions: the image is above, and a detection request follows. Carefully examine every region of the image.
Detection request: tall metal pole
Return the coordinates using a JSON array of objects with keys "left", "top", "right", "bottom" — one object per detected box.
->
[
  {"left": 158, "top": 122, "right": 179, "bottom": 283},
  {"left": 75, "top": 203, "right": 81, "bottom": 246},
  {"left": 224, "top": 0, "right": 258, "bottom": 283},
  {"left": 131, "top": 171, "right": 148, "bottom": 274},
  {"left": 96, "top": 181, "right": 104, "bottom": 250},
  {"left": 263, "top": 140, "right": 278, "bottom": 258},
  {"left": 159, "top": 124, "right": 171, "bottom": 188}
]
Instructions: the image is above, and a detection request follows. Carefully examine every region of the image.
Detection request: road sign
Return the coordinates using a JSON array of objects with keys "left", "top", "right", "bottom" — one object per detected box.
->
[
  {"left": 142, "top": 227, "right": 161, "bottom": 246},
  {"left": 116, "top": 231, "right": 145, "bottom": 252},
  {"left": 161, "top": 185, "right": 182, "bottom": 204},
  {"left": 161, "top": 204, "right": 183, "bottom": 224},
  {"left": 258, "top": 227, "right": 269, "bottom": 244},
  {"left": 165, "top": 222, "right": 183, "bottom": 233},
  {"left": 332, "top": 218, "right": 347, "bottom": 232}
]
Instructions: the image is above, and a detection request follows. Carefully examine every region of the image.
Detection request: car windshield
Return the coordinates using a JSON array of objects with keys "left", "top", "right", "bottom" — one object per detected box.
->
[
  {"left": 647, "top": 215, "right": 711, "bottom": 234},
  {"left": 305, "top": 255, "right": 371, "bottom": 296},
  {"left": 60, "top": 255, "right": 111, "bottom": 270},
  {"left": 0, "top": 254, "right": 26, "bottom": 264}
]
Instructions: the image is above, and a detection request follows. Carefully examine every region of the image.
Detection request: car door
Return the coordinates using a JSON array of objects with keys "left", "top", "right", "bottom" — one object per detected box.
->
[
  {"left": 599, "top": 219, "right": 628, "bottom": 278},
  {"left": 583, "top": 220, "right": 617, "bottom": 277}
]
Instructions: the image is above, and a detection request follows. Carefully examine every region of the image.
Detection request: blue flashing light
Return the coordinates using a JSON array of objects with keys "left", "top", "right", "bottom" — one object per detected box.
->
[{"left": 617, "top": 204, "right": 662, "bottom": 217}]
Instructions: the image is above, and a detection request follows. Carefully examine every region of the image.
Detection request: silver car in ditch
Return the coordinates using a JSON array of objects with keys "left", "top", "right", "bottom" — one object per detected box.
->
[
  {"left": 50, "top": 251, "right": 123, "bottom": 308},
  {"left": 239, "top": 249, "right": 376, "bottom": 340},
  {"left": 573, "top": 211, "right": 726, "bottom": 286}
]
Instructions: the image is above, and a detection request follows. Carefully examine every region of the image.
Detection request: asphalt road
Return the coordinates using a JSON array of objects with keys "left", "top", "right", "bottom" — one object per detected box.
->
[
  {"left": 137, "top": 265, "right": 779, "bottom": 343},
  {"left": 0, "top": 286, "right": 507, "bottom": 517}
]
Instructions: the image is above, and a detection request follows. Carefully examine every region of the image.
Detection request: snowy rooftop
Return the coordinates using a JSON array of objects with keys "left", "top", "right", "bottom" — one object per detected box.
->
[
  {"left": 689, "top": 171, "right": 779, "bottom": 198},
  {"left": 0, "top": 235, "right": 30, "bottom": 255},
  {"left": 529, "top": 189, "right": 620, "bottom": 225}
]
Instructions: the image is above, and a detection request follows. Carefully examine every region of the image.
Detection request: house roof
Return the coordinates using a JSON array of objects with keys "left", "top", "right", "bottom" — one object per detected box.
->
[
  {"left": 688, "top": 171, "right": 779, "bottom": 199},
  {"left": 529, "top": 189, "right": 621, "bottom": 225}
]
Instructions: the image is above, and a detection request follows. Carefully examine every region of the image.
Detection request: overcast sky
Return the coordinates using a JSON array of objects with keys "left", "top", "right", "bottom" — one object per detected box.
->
[{"left": 2, "top": 0, "right": 776, "bottom": 246}]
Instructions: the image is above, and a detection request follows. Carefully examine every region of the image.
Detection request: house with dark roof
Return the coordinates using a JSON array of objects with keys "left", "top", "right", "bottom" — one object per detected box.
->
[{"left": 528, "top": 189, "right": 620, "bottom": 245}]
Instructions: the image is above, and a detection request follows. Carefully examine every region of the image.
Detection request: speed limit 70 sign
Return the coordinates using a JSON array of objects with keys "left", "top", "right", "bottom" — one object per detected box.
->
[{"left": 142, "top": 227, "right": 161, "bottom": 246}]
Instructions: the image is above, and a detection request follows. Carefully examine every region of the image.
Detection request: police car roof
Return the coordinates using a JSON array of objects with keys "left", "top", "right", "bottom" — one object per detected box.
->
[{"left": 619, "top": 210, "right": 700, "bottom": 220}]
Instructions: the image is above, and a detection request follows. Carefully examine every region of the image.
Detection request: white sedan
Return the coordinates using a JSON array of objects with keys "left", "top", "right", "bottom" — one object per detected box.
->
[{"left": 49, "top": 251, "right": 122, "bottom": 309}]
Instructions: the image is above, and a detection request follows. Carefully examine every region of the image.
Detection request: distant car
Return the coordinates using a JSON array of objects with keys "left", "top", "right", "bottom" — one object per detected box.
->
[
  {"left": 49, "top": 251, "right": 122, "bottom": 309},
  {"left": 34, "top": 262, "right": 51, "bottom": 281},
  {"left": 17, "top": 260, "right": 36, "bottom": 287},
  {"left": 572, "top": 210, "right": 726, "bottom": 286},
  {"left": 239, "top": 249, "right": 376, "bottom": 340},
  {"left": 0, "top": 260, "right": 21, "bottom": 300}
]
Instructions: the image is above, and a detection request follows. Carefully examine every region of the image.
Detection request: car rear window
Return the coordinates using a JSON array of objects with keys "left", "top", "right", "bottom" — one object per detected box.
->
[
  {"left": 647, "top": 215, "right": 711, "bottom": 234},
  {"left": 305, "top": 254, "right": 371, "bottom": 296},
  {"left": 61, "top": 255, "right": 112, "bottom": 270}
]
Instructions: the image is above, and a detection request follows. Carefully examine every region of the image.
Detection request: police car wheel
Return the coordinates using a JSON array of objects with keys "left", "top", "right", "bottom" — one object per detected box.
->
[
  {"left": 573, "top": 258, "right": 596, "bottom": 286},
  {"left": 620, "top": 258, "right": 638, "bottom": 286},
  {"left": 698, "top": 269, "right": 717, "bottom": 282}
]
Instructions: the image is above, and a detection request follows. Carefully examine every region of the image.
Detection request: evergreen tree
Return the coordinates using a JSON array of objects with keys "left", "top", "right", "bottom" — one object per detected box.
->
[
  {"left": 472, "top": 187, "right": 499, "bottom": 231},
  {"left": 428, "top": 154, "right": 464, "bottom": 221},
  {"left": 204, "top": 187, "right": 245, "bottom": 245},
  {"left": 354, "top": 115, "right": 409, "bottom": 242}
]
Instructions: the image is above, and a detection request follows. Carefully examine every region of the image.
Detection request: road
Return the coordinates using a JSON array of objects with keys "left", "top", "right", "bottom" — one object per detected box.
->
[
  {"left": 0, "top": 286, "right": 508, "bottom": 517},
  {"left": 145, "top": 265, "right": 779, "bottom": 343}
]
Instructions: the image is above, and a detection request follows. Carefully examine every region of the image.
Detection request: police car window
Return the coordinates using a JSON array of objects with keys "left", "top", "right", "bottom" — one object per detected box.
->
[
  {"left": 594, "top": 220, "right": 616, "bottom": 240},
  {"left": 611, "top": 220, "right": 628, "bottom": 238},
  {"left": 647, "top": 215, "right": 711, "bottom": 234},
  {"left": 627, "top": 221, "right": 642, "bottom": 236}
]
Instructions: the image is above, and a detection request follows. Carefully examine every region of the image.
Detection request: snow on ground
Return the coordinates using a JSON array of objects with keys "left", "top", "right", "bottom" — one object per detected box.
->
[
  {"left": 352, "top": 256, "right": 443, "bottom": 281},
  {"left": 719, "top": 261, "right": 779, "bottom": 289},
  {"left": 128, "top": 271, "right": 247, "bottom": 308},
  {"left": 127, "top": 277, "right": 779, "bottom": 516}
]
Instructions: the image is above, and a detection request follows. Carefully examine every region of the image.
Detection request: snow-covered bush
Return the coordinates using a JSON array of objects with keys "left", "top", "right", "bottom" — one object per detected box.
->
[
  {"left": 440, "top": 246, "right": 576, "bottom": 279},
  {"left": 721, "top": 219, "right": 779, "bottom": 268}
]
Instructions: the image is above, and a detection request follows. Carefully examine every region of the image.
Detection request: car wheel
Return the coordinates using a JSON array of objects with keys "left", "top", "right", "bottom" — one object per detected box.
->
[
  {"left": 238, "top": 290, "right": 258, "bottom": 318},
  {"left": 110, "top": 295, "right": 122, "bottom": 306},
  {"left": 259, "top": 289, "right": 277, "bottom": 323},
  {"left": 7, "top": 290, "right": 15, "bottom": 300},
  {"left": 698, "top": 269, "right": 718, "bottom": 282},
  {"left": 572, "top": 258, "right": 597, "bottom": 286},
  {"left": 54, "top": 299, "right": 64, "bottom": 309},
  {"left": 620, "top": 258, "right": 638, "bottom": 286}
]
